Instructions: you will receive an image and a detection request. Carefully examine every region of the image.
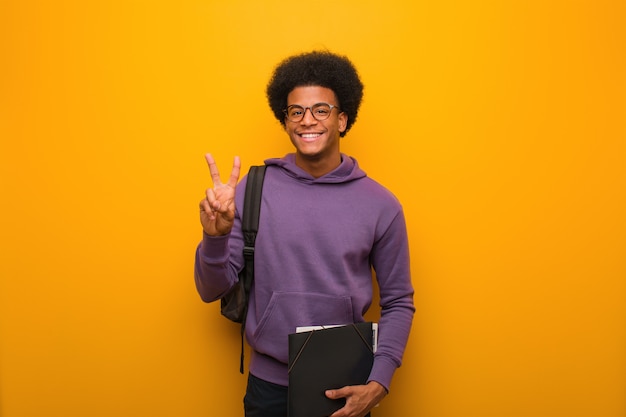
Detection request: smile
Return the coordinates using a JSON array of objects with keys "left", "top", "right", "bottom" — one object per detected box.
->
[{"left": 300, "top": 133, "right": 322, "bottom": 139}]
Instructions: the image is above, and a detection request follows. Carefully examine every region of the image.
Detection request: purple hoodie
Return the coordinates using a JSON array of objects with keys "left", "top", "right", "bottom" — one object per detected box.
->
[{"left": 195, "top": 153, "right": 414, "bottom": 391}]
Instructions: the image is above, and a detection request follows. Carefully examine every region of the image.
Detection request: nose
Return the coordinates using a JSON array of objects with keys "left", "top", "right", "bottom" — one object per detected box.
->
[{"left": 300, "top": 107, "right": 318, "bottom": 124}]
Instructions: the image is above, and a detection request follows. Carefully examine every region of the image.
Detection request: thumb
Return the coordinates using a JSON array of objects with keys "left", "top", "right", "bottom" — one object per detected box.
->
[{"left": 325, "top": 386, "right": 350, "bottom": 399}]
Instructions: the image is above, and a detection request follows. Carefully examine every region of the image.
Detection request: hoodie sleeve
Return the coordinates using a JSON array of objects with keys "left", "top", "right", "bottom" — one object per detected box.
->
[
  {"left": 194, "top": 232, "right": 240, "bottom": 302},
  {"left": 194, "top": 181, "right": 247, "bottom": 303},
  {"left": 367, "top": 208, "right": 415, "bottom": 391}
]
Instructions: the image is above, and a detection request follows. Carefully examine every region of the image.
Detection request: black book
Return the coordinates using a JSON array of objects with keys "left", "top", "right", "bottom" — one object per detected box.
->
[{"left": 288, "top": 322, "right": 375, "bottom": 417}]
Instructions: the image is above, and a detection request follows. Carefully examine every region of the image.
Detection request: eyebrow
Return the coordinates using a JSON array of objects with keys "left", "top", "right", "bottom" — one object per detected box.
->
[{"left": 286, "top": 102, "right": 337, "bottom": 107}]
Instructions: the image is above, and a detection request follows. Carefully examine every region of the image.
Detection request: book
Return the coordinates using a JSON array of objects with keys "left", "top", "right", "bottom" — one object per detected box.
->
[{"left": 288, "top": 322, "right": 376, "bottom": 417}]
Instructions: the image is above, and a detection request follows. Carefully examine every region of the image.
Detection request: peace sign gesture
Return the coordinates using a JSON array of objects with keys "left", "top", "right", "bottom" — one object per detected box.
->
[{"left": 199, "top": 154, "right": 241, "bottom": 236}]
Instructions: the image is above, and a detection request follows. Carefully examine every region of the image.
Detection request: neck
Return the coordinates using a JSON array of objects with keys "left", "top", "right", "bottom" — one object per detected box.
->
[{"left": 295, "top": 153, "right": 342, "bottom": 178}]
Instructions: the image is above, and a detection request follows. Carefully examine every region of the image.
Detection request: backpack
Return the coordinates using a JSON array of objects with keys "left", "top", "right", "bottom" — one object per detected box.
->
[{"left": 220, "top": 165, "right": 266, "bottom": 373}]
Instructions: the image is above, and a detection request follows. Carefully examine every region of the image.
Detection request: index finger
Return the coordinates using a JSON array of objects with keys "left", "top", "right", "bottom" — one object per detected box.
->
[{"left": 227, "top": 156, "right": 242, "bottom": 188}]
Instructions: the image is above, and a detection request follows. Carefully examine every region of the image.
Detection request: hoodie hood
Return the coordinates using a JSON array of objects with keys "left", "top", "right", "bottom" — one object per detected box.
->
[{"left": 264, "top": 153, "right": 367, "bottom": 184}]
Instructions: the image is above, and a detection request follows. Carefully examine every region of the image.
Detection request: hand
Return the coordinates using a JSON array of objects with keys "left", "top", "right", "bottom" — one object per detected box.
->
[
  {"left": 199, "top": 153, "right": 241, "bottom": 236},
  {"left": 326, "top": 381, "right": 387, "bottom": 417}
]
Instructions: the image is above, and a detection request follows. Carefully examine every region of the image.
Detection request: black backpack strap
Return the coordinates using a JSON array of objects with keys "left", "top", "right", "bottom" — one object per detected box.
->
[{"left": 238, "top": 164, "right": 266, "bottom": 373}]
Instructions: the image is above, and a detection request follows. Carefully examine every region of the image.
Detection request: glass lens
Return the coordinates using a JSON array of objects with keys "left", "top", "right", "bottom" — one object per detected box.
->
[
  {"left": 286, "top": 105, "right": 305, "bottom": 121},
  {"left": 311, "top": 103, "right": 332, "bottom": 120}
]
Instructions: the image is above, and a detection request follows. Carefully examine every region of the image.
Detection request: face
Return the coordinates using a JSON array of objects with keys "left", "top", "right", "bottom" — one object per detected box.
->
[{"left": 284, "top": 86, "right": 348, "bottom": 172}]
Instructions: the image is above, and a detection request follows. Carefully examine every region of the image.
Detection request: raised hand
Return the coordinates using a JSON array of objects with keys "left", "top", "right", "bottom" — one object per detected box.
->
[{"left": 199, "top": 154, "right": 241, "bottom": 236}]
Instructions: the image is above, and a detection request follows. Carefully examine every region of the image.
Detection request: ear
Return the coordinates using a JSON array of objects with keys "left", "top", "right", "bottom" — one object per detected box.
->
[{"left": 338, "top": 112, "right": 348, "bottom": 133}]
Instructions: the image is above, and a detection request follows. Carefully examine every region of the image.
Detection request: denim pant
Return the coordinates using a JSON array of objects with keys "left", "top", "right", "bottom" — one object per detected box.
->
[
  {"left": 243, "top": 373, "right": 372, "bottom": 417},
  {"left": 244, "top": 373, "right": 288, "bottom": 417}
]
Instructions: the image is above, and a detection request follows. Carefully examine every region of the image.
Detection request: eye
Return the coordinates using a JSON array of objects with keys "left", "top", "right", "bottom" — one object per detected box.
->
[
  {"left": 288, "top": 107, "right": 304, "bottom": 117},
  {"left": 314, "top": 108, "right": 329, "bottom": 116},
  {"left": 312, "top": 104, "right": 332, "bottom": 116}
]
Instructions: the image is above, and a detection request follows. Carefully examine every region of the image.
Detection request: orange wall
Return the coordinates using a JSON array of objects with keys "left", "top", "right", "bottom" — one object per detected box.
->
[{"left": 1, "top": 1, "right": 625, "bottom": 416}]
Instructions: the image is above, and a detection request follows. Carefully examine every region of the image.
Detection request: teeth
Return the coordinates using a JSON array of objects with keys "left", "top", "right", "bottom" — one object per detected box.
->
[{"left": 301, "top": 133, "right": 320, "bottom": 138}]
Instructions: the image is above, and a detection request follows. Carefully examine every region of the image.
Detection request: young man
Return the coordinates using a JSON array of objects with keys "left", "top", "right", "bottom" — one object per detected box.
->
[{"left": 195, "top": 51, "right": 415, "bottom": 417}]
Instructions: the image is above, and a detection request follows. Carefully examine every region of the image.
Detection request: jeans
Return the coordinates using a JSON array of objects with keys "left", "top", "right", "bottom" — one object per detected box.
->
[
  {"left": 244, "top": 373, "right": 288, "bottom": 417},
  {"left": 243, "top": 373, "right": 372, "bottom": 417}
]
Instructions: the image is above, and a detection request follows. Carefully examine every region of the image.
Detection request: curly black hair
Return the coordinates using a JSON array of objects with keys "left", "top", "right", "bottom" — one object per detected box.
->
[{"left": 266, "top": 51, "right": 364, "bottom": 137}]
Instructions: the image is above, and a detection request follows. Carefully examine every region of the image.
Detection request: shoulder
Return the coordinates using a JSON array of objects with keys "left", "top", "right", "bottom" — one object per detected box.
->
[{"left": 354, "top": 176, "right": 402, "bottom": 207}]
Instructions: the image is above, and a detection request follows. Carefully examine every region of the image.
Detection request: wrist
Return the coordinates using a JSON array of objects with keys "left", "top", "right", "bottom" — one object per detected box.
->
[{"left": 367, "top": 380, "right": 388, "bottom": 402}]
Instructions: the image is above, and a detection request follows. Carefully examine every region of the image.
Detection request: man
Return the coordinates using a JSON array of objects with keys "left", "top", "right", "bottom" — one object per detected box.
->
[{"left": 195, "top": 51, "right": 414, "bottom": 417}]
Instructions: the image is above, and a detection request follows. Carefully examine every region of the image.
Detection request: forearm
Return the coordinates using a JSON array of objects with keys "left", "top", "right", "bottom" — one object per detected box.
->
[
  {"left": 368, "top": 302, "right": 414, "bottom": 390},
  {"left": 194, "top": 232, "right": 240, "bottom": 302}
]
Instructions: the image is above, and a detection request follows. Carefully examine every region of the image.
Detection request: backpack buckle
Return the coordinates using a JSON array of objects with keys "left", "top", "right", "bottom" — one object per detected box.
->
[{"left": 243, "top": 246, "right": 255, "bottom": 258}]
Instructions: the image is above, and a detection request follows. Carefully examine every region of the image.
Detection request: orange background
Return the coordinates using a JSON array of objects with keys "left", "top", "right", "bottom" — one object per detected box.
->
[{"left": 1, "top": 1, "right": 625, "bottom": 416}]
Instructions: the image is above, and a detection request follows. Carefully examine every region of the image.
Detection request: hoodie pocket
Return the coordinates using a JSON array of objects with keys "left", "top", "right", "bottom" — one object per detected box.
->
[{"left": 252, "top": 291, "right": 353, "bottom": 364}]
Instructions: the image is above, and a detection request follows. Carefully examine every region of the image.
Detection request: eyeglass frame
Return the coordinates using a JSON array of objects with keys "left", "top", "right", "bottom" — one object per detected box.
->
[{"left": 282, "top": 102, "right": 341, "bottom": 123}]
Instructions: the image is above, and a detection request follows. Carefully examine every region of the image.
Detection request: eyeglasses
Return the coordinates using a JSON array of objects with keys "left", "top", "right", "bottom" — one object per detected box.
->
[{"left": 283, "top": 102, "right": 340, "bottom": 122}]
